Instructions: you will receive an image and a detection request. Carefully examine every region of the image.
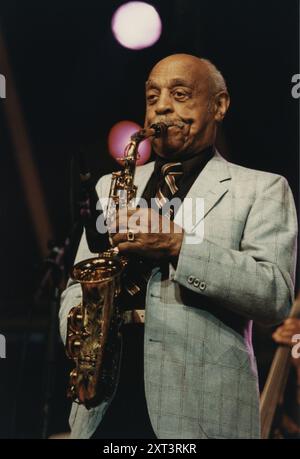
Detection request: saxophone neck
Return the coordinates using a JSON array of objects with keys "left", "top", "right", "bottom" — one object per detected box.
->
[
  {"left": 123, "top": 122, "right": 170, "bottom": 167},
  {"left": 124, "top": 137, "right": 140, "bottom": 164},
  {"left": 106, "top": 122, "right": 172, "bottom": 229}
]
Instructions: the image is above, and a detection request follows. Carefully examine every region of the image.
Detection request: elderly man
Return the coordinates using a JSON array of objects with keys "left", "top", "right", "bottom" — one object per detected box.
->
[{"left": 59, "top": 54, "right": 298, "bottom": 439}]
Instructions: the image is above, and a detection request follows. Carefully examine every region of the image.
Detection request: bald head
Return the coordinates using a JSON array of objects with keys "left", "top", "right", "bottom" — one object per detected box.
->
[
  {"left": 148, "top": 54, "right": 227, "bottom": 98},
  {"left": 150, "top": 54, "right": 206, "bottom": 73},
  {"left": 144, "top": 53, "right": 230, "bottom": 158}
]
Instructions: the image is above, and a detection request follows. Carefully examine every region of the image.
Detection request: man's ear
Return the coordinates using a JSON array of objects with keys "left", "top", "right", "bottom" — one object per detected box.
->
[{"left": 214, "top": 91, "right": 230, "bottom": 122}]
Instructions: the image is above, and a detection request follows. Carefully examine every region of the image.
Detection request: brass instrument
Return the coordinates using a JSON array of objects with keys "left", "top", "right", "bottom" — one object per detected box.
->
[{"left": 65, "top": 121, "right": 175, "bottom": 409}]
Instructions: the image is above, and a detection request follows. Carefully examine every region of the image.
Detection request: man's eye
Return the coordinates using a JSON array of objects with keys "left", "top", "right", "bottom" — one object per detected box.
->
[
  {"left": 173, "top": 90, "right": 189, "bottom": 100},
  {"left": 147, "top": 94, "right": 158, "bottom": 104}
]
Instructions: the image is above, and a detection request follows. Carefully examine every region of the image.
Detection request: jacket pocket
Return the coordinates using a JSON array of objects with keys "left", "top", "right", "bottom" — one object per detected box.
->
[{"left": 198, "top": 345, "right": 259, "bottom": 439}]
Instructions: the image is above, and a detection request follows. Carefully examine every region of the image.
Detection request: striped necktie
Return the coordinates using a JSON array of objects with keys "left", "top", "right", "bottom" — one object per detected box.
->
[{"left": 155, "top": 162, "right": 183, "bottom": 212}]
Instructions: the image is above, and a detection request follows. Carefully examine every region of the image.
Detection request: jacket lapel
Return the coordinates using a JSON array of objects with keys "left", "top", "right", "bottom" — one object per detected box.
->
[
  {"left": 134, "top": 152, "right": 231, "bottom": 231},
  {"left": 174, "top": 151, "right": 231, "bottom": 231}
]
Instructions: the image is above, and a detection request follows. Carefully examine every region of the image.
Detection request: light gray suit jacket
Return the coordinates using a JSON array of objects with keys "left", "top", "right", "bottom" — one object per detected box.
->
[{"left": 59, "top": 152, "right": 298, "bottom": 439}]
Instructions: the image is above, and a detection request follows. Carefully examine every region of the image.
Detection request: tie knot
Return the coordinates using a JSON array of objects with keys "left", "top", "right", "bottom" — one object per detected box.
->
[{"left": 161, "top": 162, "right": 183, "bottom": 177}]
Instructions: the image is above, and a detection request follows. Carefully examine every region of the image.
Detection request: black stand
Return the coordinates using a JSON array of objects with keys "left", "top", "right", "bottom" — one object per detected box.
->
[{"left": 36, "top": 243, "right": 68, "bottom": 440}]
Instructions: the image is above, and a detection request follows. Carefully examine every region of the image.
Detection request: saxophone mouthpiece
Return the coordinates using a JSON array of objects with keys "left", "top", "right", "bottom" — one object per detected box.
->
[
  {"left": 150, "top": 121, "right": 185, "bottom": 137},
  {"left": 130, "top": 120, "right": 185, "bottom": 143},
  {"left": 150, "top": 122, "right": 168, "bottom": 138}
]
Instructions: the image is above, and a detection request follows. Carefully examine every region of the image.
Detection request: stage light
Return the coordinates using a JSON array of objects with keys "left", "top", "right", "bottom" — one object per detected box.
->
[
  {"left": 111, "top": 2, "right": 162, "bottom": 50},
  {"left": 108, "top": 120, "right": 151, "bottom": 165}
]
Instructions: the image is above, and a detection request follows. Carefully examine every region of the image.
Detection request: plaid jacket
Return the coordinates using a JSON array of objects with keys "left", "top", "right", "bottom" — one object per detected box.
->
[{"left": 59, "top": 152, "right": 298, "bottom": 439}]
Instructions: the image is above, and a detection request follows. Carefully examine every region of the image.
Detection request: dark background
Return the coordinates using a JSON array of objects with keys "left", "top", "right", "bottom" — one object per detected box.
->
[{"left": 0, "top": 0, "right": 298, "bottom": 438}]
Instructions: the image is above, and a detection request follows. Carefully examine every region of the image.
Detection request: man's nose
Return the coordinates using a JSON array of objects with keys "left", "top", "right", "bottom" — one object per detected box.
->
[{"left": 155, "top": 90, "right": 174, "bottom": 115}]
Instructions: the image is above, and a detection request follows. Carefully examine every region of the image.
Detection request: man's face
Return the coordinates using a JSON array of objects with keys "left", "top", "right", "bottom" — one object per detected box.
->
[{"left": 145, "top": 56, "right": 216, "bottom": 158}]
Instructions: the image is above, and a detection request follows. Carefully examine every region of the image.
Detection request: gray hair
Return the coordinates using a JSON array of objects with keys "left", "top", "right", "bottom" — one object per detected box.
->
[{"left": 200, "top": 58, "right": 228, "bottom": 94}]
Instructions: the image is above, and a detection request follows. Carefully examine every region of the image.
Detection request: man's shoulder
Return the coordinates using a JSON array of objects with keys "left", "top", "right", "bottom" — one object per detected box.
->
[{"left": 223, "top": 156, "right": 287, "bottom": 188}]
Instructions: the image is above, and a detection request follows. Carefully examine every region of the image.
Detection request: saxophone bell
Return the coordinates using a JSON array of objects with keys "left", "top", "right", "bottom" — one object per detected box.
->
[{"left": 66, "top": 253, "right": 125, "bottom": 408}]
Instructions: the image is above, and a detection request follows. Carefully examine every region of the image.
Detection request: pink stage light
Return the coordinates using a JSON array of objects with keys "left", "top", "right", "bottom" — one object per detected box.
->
[
  {"left": 111, "top": 2, "right": 162, "bottom": 50},
  {"left": 108, "top": 120, "right": 151, "bottom": 166}
]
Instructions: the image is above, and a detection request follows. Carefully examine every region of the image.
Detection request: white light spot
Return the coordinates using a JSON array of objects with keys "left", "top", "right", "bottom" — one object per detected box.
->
[{"left": 112, "top": 2, "right": 162, "bottom": 50}]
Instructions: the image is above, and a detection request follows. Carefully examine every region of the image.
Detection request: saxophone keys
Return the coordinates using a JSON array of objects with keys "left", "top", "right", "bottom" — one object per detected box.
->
[{"left": 66, "top": 335, "right": 82, "bottom": 358}]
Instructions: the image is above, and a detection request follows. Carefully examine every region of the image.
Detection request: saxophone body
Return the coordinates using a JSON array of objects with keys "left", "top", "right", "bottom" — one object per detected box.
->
[
  {"left": 65, "top": 122, "right": 173, "bottom": 408},
  {"left": 66, "top": 254, "right": 124, "bottom": 408}
]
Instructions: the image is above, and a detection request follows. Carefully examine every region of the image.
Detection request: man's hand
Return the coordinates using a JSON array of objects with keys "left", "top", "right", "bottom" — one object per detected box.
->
[
  {"left": 272, "top": 318, "right": 300, "bottom": 369},
  {"left": 272, "top": 318, "right": 300, "bottom": 346},
  {"left": 110, "top": 207, "right": 184, "bottom": 262}
]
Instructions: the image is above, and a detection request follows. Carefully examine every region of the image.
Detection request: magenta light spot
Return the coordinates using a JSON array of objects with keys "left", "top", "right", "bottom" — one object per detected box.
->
[
  {"left": 111, "top": 2, "right": 162, "bottom": 50},
  {"left": 108, "top": 120, "right": 151, "bottom": 166}
]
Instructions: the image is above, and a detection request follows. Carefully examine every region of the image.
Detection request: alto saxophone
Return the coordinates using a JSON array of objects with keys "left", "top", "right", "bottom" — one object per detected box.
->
[{"left": 65, "top": 122, "right": 173, "bottom": 409}]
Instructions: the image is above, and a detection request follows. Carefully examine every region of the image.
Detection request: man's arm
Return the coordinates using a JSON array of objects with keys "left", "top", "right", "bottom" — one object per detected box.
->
[{"left": 173, "top": 175, "right": 298, "bottom": 326}]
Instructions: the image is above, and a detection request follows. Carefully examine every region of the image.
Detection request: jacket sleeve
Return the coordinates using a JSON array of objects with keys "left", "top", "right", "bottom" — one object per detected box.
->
[{"left": 172, "top": 175, "right": 298, "bottom": 326}]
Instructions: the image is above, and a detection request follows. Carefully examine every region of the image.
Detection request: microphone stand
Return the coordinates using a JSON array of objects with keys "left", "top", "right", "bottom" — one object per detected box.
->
[{"left": 38, "top": 241, "right": 69, "bottom": 440}]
